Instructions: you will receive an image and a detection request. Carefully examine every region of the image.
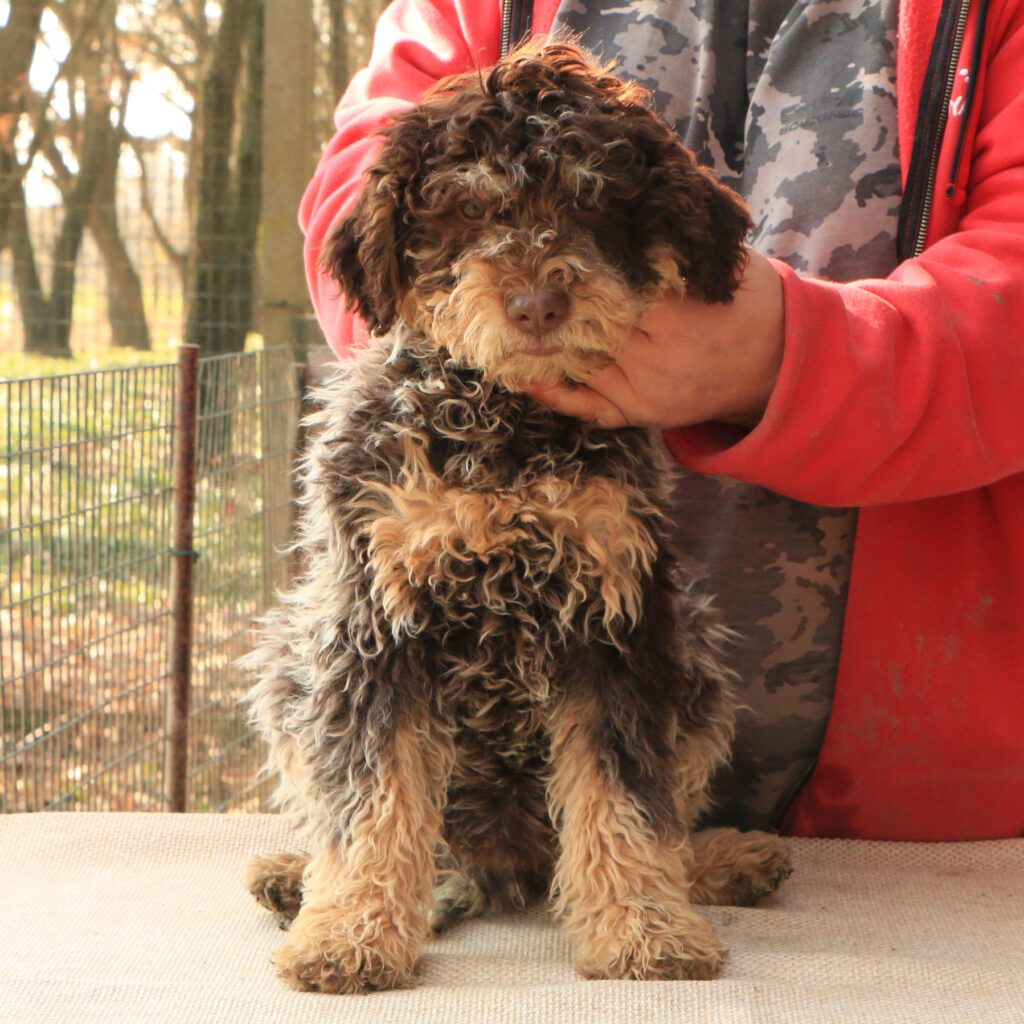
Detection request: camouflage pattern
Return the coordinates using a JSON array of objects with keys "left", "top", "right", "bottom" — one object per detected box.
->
[{"left": 552, "top": 0, "right": 902, "bottom": 829}]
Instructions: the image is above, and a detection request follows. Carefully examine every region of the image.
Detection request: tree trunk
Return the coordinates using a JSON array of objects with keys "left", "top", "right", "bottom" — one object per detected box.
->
[
  {"left": 14, "top": 94, "right": 115, "bottom": 356},
  {"left": 185, "top": 0, "right": 264, "bottom": 355},
  {"left": 9, "top": 186, "right": 73, "bottom": 356},
  {"left": 88, "top": 126, "right": 151, "bottom": 351},
  {"left": 88, "top": 205, "right": 152, "bottom": 351},
  {"left": 328, "top": 0, "right": 348, "bottom": 97},
  {"left": 0, "top": 0, "right": 47, "bottom": 253},
  {"left": 226, "top": 0, "right": 264, "bottom": 350},
  {"left": 0, "top": 0, "right": 44, "bottom": 112}
]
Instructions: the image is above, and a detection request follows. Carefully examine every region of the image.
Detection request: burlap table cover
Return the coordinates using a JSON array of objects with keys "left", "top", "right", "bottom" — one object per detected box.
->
[{"left": 3, "top": 812, "right": 1022, "bottom": 1023}]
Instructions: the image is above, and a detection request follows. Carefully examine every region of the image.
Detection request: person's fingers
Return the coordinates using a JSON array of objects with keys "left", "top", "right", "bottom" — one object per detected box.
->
[
  {"left": 577, "top": 360, "right": 634, "bottom": 399},
  {"left": 631, "top": 309, "right": 662, "bottom": 335},
  {"left": 526, "top": 382, "right": 629, "bottom": 427},
  {"left": 626, "top": 322, "right": 656, "bottom": 345}
]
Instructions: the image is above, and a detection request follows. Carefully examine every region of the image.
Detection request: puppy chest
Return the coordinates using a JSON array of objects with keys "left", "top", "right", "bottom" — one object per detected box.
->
[{"left": 359, "top": 468, "right": 658, "bottom": 633}]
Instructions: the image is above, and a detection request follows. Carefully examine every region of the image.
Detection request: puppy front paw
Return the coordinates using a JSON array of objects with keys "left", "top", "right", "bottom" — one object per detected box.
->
[
  {"left": 573, "top": 904, "right": 726, "bottom": 981},
  {"left": 274, "top": 905, "right": 420, "bottom": 993}
]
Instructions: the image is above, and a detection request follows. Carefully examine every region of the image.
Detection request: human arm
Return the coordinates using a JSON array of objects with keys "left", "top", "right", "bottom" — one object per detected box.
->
[
  {"left": 534, "top": 4, "right": 1024, "bottom": 508},
  {"left": 300, "top": 0, "right": 502, "bottom": 357}
]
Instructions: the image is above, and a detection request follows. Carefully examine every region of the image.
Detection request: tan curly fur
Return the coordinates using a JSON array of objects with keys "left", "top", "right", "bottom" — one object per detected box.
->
[
  {"left": 274, "top": 721, "right": 454, "bottom": 993},
  {"left": 548, "top": 691, "right": 725, "bottom": 980},
  {"left": 247, "top": 826, "right": 793, "bottom": 929},
  {"left": 361, "top": 433, "right": 660, "bottom": 637}
]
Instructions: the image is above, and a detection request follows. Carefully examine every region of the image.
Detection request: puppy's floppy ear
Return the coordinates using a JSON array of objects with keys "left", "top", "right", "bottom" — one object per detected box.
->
[
  {"left": 321, "top": 168, "right": 408, "bottom": 335},
  {"left": 644, "top": 143, "right": 752, "bottom": 304}
]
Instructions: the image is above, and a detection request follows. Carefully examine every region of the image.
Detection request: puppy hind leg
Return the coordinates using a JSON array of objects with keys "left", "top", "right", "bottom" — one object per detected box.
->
[
  {"left": 688, "top": 827, "right": 793, "bottom": 906},
  {"left": 243, "top": 848, "right": 489, "bottom": 938},
  {"left": 246, "top": 851, "right": 309, "bottom": 928},
  {"left": 431, "top": 828, "right": 553, "bottom": 933},
  {"left": 429, "top": 853, "right": 551, "bottom": 934},
  {"left": 428, "top": 861, "right": 489, "bottom": 934}
]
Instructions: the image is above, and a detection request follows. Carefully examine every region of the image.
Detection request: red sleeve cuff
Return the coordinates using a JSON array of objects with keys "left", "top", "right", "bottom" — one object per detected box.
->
[{"left": 663, "top": 260, "right": 815, "bottom": 487}]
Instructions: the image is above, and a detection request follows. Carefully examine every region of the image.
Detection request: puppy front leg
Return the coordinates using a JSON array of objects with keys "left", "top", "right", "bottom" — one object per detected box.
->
[
  {"left": 276, "top": 708, "right": 453, "bottom": 993},
  {"left": 548, "top": 678, "right": 725, "bottom": 981}
]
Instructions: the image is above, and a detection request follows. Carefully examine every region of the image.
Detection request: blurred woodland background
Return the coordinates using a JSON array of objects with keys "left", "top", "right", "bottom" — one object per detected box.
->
[{"left": 1, "top": 0, "right": 389, "bottom": 368}]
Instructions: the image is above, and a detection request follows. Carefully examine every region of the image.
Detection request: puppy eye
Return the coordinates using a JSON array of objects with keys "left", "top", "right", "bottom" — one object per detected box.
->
[{"left": 460, "top": 200, "right": 486, "bottom": 220}]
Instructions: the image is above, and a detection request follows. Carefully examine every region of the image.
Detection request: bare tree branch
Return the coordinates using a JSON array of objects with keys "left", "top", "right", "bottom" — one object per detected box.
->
[{"left": 130, "top": 134, "right": 187, "bottom": 279}]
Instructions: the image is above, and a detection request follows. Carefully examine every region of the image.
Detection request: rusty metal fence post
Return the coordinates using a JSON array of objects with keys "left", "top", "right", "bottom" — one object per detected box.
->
[{"left": 166, "top": 345, "right": 200, "bottom": 812}]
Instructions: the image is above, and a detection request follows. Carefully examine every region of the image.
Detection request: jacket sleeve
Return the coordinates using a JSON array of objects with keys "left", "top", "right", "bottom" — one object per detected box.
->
[
  {"left": 664, "top": 4, "right": 1024, "bottom": 507},
  {"left": 299, "top": 0, "right": 502, "bottom": 357}
]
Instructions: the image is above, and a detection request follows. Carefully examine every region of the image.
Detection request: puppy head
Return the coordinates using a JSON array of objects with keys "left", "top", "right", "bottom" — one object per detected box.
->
[{"left": 324, "top": 41, "right": 751, "bottom": 388}]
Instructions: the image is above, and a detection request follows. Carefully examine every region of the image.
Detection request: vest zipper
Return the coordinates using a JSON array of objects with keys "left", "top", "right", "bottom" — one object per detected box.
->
[
  {"left": 501, "top": 0, "right": 533, "bottom": 58},
  {"left": 900, "top": 0, "right": 972, "bottom": 259},
  {"left": 946, "top": 0, "right": 990, "bottom": 201},
  {"left": 501, "top": 0, "right": 514, "bottom": 57}
]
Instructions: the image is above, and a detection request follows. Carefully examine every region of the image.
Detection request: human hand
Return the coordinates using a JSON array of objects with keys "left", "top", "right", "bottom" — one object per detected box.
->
[{"left": 526, "top": 249, "right": 785, "bottom": 429}]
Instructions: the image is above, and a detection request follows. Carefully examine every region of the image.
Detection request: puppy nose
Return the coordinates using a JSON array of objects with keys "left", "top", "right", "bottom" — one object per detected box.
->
[{"left": 505, "top": 290, "right": 569, "bottom": 335}]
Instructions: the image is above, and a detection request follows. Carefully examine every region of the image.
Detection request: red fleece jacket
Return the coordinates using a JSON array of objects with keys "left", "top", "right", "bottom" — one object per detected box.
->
[{"left": 300, "top": 0, "right": 1024, "bottom": 840}]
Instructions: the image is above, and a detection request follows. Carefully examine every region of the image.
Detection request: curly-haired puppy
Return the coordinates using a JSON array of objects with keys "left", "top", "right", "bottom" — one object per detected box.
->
[{"left": 244, "top": 42, "right": 791, "bottom": 994}]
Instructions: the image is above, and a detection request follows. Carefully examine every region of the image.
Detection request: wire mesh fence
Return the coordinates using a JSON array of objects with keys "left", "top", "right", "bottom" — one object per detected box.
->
[{"left": 1, "top": 346, "right": 300, "bottom": 812}]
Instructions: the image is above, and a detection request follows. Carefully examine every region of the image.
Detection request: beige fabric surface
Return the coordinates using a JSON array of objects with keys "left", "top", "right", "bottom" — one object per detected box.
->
[{"left": 3, "top": 812, "right": 1022, "bottom": 1024}]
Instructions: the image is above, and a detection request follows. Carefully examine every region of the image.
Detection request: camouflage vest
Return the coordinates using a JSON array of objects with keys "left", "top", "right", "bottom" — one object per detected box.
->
[{"left": 553, "top": 0, "right": 902, "bottom": 829}]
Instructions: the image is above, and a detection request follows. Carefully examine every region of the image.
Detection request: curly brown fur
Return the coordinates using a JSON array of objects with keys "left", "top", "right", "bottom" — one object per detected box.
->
[{"left": 244, "top": 41, "right": 787, "bottom": 994}]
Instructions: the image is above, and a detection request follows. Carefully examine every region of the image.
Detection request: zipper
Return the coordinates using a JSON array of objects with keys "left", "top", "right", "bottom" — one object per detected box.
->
[
  {"left": 501, "top": 0, "right": 514, "bottom": 57},
  {"left": 913, "top": 0, "right": 971, "bottom": 255},
  {"left": 500, "top": 0, "right": 533, "bottom": 58},
  {"left": 899, "top": 0, "right": 972, "bottom": 259},
  {"left": 946, "top": 0, "right": 990, "bottom": 201}
]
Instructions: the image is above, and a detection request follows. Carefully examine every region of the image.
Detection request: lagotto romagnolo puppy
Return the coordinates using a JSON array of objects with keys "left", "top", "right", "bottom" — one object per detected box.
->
[{"left": 243, "top": 41, "right": 792, "bottom": 993}]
